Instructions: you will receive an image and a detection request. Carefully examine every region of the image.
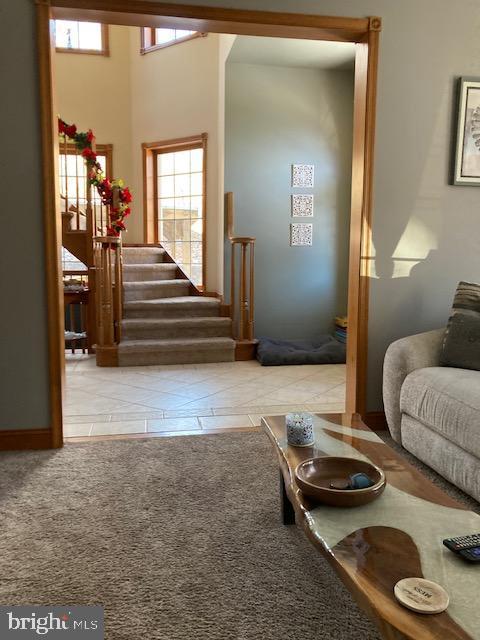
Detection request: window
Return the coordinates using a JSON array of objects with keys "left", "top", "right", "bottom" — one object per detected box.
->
[
  {"left": 143, "top": 135, "right": 207, "bottom": 287},
  {"left": 140, "top": 28, "right": 204, "bottom": 54},
  {"left": 54, "top": 20, "right": 109, "bottom": 55},
  {"left": 59, "top": 143, "right": 113, "bottom": 232}
]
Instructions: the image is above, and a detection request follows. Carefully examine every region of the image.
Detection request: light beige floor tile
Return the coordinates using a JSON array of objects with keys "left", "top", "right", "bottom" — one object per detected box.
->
[
  {"left": 245, "top": 404, "right": 308, "bottom": 414},
  {"left": 147, "top": 417, "right": 201, "bottom": 432},
  {"left": 64, "top": 414, "right": 110, "bottom": 424},
  {"left": 63, "top": 422, "right": 92, "bottom": 437},
  {"left": 212, "top": 406, "right": 262, "bottom": 416},
  {"left": 90, "top": 420, "right": 146, "bottom": 436},
  {"left": 164, "top": 408, "right": 214, "bottom": 418},
  {"left": 260, "top": 388, "right": 320, "bottom": 403},
  {"left": 109, "top": 411, "right": 165, "bottom": 421},
  {"left": 135, "top": 393, "right": 192, "bottom": 411},
  {"left": 199, "top": 415, "right": 255, "bottom": 429},
  {"left": 83, "top": 382, "right": 160, "bottom": 404},
  {"left": 305, "top": 403, "right": 345, "bottom": 413},
  {"left": 64, "top": 397, "right": 146, "bottom": 416},
  {"left": 65, "top": 359, "right": 347, "bottom": 433},
  {"left": 309, "top": 383, "right": 346, "bottom": 404}
]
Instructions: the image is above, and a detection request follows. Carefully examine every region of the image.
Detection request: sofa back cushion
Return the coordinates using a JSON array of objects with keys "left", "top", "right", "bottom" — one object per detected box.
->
[{"left": 441, "top": 281, "right": 480, "bottom": 370}]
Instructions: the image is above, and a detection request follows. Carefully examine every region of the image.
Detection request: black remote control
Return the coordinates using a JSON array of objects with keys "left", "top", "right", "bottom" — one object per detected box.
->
[{"left": 443, "top": 534, "right": 480, "bottom": 562}]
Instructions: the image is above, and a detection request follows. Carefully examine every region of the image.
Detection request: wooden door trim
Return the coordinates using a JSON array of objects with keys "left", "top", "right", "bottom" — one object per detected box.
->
[
  {"left": 50, "top": 1, "right": 370, "bottom": 42},
  {"left": 36, "top": 0, "right": 64, "bottom": 449},
  {"left": 34, "top": 0, "right": 380, "bottom": 451}
]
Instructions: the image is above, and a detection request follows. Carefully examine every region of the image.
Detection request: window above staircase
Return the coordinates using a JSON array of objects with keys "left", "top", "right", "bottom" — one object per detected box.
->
[
  {"left": 54, "top": 20, "right": 109, "bottom": 56},
  {"left": 140, "top": 28, "right": 205, "bottom": 54}
]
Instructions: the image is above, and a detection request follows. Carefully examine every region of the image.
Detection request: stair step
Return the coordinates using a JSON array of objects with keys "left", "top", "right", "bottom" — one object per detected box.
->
[
  {"left": 123, "top": 263, "right": 179, "bottom": 282},
  {"left": 122, "top": 317, "right": 232, "bottom": 340},
  {"left": 123, "top": 279, "right": 191, "bottom": 302},
  {"left": 118, "top": 337, "right": 235, "bottom": 366},
  {"left": 123, "top": 296, "right": 221, "bottom": 319},
  {"left": 122, "top": 247, "right": 167, "bottom": 264}
]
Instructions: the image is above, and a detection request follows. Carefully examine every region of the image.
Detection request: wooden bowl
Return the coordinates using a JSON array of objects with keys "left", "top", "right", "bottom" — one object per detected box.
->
[{"left": 295, "top": 456, "right": 386, "bottom": 507}]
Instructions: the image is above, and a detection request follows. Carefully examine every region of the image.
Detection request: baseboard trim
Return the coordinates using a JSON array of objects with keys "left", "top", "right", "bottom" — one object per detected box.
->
[
  {"left": 362, "top": 411, "right": 387, "bottom": 432},
  {"left": 0, "top": 428, "right": 57, "bottom": 450}
]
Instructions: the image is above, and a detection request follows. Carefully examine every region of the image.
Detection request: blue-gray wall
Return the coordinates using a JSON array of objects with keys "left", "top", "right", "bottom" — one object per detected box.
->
[
  {"left": 0, "top": 0, "right": 51, "bottom": 429},
  {"left": 225, "top": 63, "right": 353, "bottom": 340}
]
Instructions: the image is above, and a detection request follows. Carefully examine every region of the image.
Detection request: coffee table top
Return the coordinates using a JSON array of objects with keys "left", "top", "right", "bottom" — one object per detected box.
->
[{"left": 262, "top": 413, "right": 480, "bottom": 640}]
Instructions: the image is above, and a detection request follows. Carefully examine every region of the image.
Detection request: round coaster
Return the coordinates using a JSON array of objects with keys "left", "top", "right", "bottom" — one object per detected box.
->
[{"left": 394, "top": 578, "right": 449, "bottom": 614}]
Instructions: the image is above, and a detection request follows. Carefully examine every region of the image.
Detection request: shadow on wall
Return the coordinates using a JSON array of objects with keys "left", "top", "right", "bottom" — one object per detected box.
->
[{"left": 367, "top": 75, "right": 480, "bottom": 411}]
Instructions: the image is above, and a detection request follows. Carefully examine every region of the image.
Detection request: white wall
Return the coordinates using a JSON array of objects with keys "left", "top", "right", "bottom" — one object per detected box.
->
[
  {"left": 54, "top": 26, "right": 134, "bottom": 221},
  {"left": 129, "top": 32, "right": 231, "bottom": 291}
]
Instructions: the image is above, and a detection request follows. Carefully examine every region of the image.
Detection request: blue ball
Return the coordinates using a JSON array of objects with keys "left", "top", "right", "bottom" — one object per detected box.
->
[{"left": 349, "top": 472, "right": 374, "bottom": 489}]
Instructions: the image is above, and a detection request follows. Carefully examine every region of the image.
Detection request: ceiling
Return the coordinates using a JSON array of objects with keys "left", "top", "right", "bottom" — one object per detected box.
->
[{"left": 227, "top": 36, "right": 356, "bottom": 71}]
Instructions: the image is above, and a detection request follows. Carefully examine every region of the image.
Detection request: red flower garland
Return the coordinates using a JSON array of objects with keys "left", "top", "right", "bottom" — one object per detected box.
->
[{"left": 58, "top": 118, "right": 132, "bottom": 237}]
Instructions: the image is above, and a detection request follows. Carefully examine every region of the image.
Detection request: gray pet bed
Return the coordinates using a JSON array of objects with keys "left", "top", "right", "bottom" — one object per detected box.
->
[{"left": 257, "top": 336, "right": 346, "bottom": 366}]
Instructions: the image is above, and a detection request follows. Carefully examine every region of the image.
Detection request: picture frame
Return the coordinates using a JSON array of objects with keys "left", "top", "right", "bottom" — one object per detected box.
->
[
  {"left": 290, "top": 223, "right": 313, "bottom": 246},
  {"left": 452, "top": 77, "right": 480, "bottom": 185},
  {"left": 291, "top": 194, "right": 314, "bottom": 217},
  {"left": 291, "top": 164, "right": 314, "bottom": 188}
]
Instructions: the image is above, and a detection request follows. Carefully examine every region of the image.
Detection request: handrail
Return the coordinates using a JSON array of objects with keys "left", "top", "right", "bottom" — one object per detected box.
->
[{"left": 225, "top": 192, "right": 255, "bottom": 342}]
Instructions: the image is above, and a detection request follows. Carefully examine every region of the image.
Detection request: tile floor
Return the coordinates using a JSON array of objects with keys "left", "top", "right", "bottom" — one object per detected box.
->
[{"left": 64, "top": 354, "right": 346, "bottom": 438}]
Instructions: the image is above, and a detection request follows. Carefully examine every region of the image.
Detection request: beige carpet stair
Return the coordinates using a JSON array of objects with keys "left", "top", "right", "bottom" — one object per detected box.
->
[
  {"left": 123, "top": 296, "right": 223, "bottom": 319},
  {"left": 122, "top": 247, "right": 167, "bottom": 264},
  {"left": 118, "top": 246, "right": 235, "bottom": 366},
  {"left": 123, "top": 279, "right": 191, "bottom": 301},
  {"left": 118, "top": 337, "right": 235, "bottom": 366},
  {"left": 122, "top": 317, "right": 232, "bottom": 340},
  {"left": 123, "top": 263, "right": 178, "bottom": 282}
]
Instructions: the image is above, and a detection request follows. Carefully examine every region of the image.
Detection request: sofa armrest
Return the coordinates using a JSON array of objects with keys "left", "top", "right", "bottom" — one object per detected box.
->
[{"left": 383, "top": 328, "right": 445, "bottom": 443}]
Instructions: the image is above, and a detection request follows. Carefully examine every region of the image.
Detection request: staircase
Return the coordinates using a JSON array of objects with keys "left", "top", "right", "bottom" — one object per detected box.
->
[{"left": 118, "top": 246, "right": 235, "bottom": 366}]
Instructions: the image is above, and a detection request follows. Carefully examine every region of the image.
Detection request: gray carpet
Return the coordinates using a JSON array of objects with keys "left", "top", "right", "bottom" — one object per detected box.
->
[{"left": 0, "top": 431, "right": 477, "bottom": 640}]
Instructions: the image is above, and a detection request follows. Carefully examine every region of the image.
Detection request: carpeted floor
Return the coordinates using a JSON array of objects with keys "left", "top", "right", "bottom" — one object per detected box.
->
[{"left": 0, "top": 431, "right": 477, "bottom": 639}]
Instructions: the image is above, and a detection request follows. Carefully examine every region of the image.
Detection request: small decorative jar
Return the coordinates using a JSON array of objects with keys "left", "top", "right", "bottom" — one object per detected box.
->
[{"left": 286, "top": 413, "right": 314, "bottom": 447}]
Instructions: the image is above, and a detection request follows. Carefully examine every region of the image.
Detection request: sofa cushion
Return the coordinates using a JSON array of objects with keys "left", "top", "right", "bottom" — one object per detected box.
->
[
  {"left": 441, "top": 312, "right": 480, "bottom": 370},
  {"left": 440, "top": 281, "right": 480, "bottom": 370},
  {"left": 400, "top": 366, "right": 480, "bottom": 459}
]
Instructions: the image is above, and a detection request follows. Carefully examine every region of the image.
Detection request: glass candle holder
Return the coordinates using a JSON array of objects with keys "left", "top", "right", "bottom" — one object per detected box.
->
[{"left": 286, "top": 412, "right": 314, "bottom": 447}]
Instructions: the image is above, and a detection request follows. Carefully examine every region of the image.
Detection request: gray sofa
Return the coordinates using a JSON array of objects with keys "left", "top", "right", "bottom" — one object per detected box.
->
[{"left": 383, "top": 328, "right": 480, "bottom": 502}]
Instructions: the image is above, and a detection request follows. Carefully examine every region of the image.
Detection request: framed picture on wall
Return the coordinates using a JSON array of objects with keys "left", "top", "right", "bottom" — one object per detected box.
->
[
  {"left": 291, "top": 194, "right": 314, "bottom": 217},
  {"left": 290, "top": 223, "right": 313, "bottom": 246},
  {"left": 291, "top": 164, "right": 314, "bottom": 188},
  {"left": 452, "top": 77, "right": 480, "bottom": 185}
]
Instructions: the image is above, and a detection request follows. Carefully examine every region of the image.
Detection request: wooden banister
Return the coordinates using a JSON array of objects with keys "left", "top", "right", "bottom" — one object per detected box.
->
[
  {"left": 93, "top": 234, "right": 123, "bottom": 365},
  {"left": 60, "top": 126, "right": 125, "bottom": 365},
  {"left": 225, "top": 192, "right": 256, "bottom": 357}
]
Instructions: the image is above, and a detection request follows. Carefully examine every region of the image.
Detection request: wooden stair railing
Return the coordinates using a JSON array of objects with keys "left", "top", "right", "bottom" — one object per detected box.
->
[
  {"left": 60, "top": 134, "right": 124, "bottom": 363},
  {"left": 93, "top": 232, "right": 123, "bottom": 367},
  {"left": 225, "top": 192, "right": 257, "bottom": 360}
]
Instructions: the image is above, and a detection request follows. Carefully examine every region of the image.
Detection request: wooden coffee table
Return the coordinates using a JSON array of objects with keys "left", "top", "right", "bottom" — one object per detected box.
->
[{"left": 262, "top": 413, "right": 480, "bottom": 640}]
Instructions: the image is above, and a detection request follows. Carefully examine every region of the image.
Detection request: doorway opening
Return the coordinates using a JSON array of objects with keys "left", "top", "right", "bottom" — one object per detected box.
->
[{"left": 35, "top": 2, "right": 380, "bottom": 447}]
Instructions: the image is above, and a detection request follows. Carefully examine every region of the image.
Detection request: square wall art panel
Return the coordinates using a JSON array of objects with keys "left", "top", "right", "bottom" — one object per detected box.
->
[
  {"left": 291, "top": 194, "right": 314, "bottom": 217},
  {"left": 290, "top": 223, "right": 313, "bottom": 246},
  {"left": 292, "top": 164, "right": 314, "bottom": 188}
]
